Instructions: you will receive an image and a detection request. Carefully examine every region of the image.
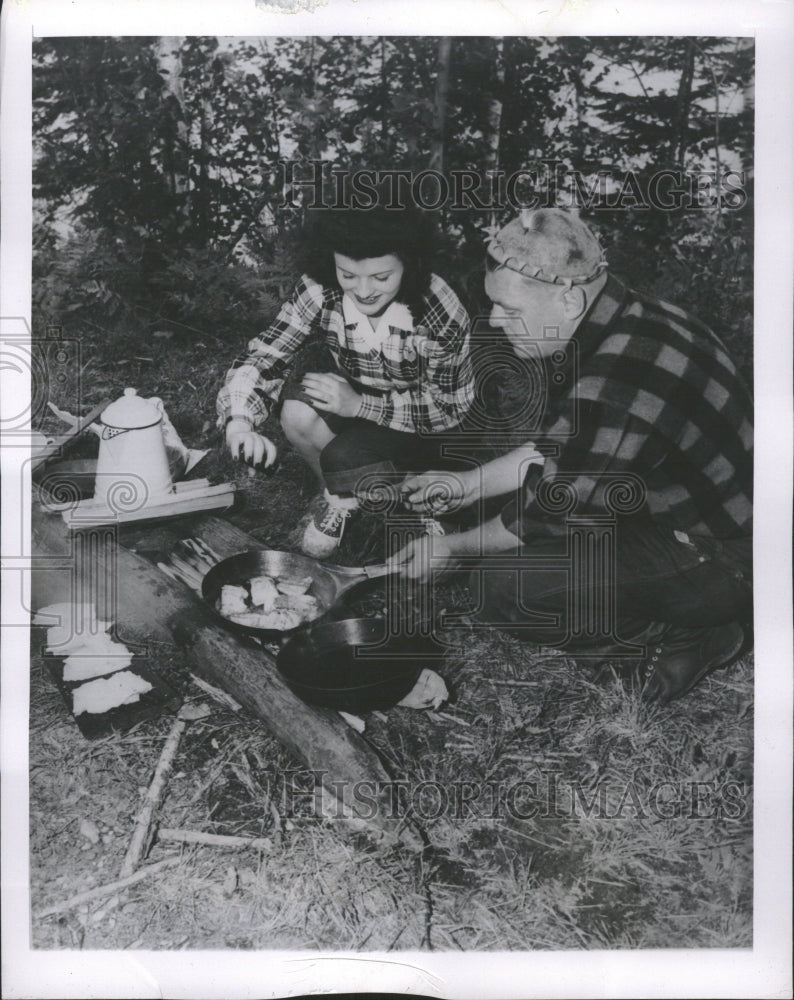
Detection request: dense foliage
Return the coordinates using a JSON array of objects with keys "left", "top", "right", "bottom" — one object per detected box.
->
[{"left": 33, "top": 35, "right": 753, "bottom": 379}]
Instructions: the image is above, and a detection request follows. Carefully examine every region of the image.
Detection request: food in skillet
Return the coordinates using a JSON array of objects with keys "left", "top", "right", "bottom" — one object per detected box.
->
[{"left": 219, "top": 574, "right": 320, "bottom": 630}]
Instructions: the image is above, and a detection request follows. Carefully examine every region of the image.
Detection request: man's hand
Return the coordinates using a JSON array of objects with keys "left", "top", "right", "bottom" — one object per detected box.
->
[
  {"left": 226, "top": 419, "right": 277, "bottom": 468},
  {"left": 387, "top": 534, "right": 457, "bottom": 582},
  {"left": 389, "top": 514, "right": 524, "bottom": 582},
  {"left": 400, "top": 469, "right": 479, "bottom": 514},
  {"left": 301, "top": 372, "right": 363, "bottom": 418}
]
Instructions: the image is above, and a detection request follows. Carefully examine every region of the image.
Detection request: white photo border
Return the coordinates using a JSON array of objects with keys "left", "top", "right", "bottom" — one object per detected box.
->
[{"left": 2, "top": 1, "right": 791, "bottom": 997}]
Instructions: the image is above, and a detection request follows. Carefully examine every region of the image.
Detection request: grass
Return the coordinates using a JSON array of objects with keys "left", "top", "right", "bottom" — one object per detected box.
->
[{"left": 28, "top": 309, "right": 754, "bottom": 951}]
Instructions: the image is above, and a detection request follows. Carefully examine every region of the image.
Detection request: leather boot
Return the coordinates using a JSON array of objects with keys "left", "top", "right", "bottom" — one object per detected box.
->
[
  {"left": 577, "top": 620, "right": 749, "bottom": 703},
  {"left": 637, "top": 620, "right": 749, "bottom": 703}
]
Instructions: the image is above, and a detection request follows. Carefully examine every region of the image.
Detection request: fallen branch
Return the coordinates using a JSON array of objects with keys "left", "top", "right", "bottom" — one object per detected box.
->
[
  {"left": 268, "top": 799, "right": 283, "bottom": 847},
  {"left": 427, "top": 710, "right": 472, "bottom": 726},
  {"left": 156, "top": 828, "right": 274, "bottom": 850},
  {"left": 119, "top": 710, "right": 190, "bottom": 878},
  {"left": 34, "top": 857, "right": 181, "bottom": 920},
  {"left": 190, "top": 672, "right": 243, "bottom": 713},
  {"left": 487, "top": 678, "right": 542, "bottom": 687}
]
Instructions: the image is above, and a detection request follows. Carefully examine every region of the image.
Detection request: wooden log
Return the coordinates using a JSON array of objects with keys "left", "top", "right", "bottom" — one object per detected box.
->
[{"left": 30, "top": 508, "right": 422, "bottom": 848}]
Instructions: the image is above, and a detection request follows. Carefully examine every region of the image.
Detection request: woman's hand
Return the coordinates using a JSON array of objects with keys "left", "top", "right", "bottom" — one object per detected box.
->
[
  {"left": 225, "top": 419, "right": 277, "bottom": 468},
  {"left": 387, "top": 534, "right": 457, "bottom": 583},
  {"left": 301, "top": 372, "right": 363, "bottom": 418},
  {"left": 400, "top": 469, "right": 480, "bottom": 514}
]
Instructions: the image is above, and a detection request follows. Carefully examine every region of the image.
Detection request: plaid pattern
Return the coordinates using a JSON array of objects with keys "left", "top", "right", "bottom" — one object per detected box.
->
[
  {"left": 501, "top": 275, "right": 753, "bottom": 541},
  {"left": 216, "top": 273, "right": 474, "bottom": 435}
]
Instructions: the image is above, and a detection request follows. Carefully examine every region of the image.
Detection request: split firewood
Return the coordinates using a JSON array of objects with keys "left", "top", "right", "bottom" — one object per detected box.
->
[
  {"left": 156, "top": 561, "right": 182, "bottom": 585},
  {"left": 182, "top": 537, "right": 222, "bottom": 564},
  {"left": 165, "top": 552, "right": 205, "bottom": 594}
]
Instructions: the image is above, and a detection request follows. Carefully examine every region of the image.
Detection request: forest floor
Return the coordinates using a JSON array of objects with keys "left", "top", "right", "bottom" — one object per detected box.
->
[{"left": 27, "top": 318, "right": 754, "bottom": 951}]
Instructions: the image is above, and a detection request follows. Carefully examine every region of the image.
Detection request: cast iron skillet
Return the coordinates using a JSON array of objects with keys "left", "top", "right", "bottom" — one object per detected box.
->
[
  {"left": 200, "top": 549, "right": 391, "bottom": 641},
  {"left": 276, "top": 616, "right": 446, "bottom": 714}
]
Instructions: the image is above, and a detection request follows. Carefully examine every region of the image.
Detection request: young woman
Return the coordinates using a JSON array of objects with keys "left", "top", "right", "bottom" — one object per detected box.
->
[{"left": 216, "top": 194, "right": 475, "bottom": 558}]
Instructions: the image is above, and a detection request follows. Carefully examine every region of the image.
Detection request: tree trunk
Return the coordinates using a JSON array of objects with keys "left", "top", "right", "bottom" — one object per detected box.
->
[
  {"left": 380, "top": 36, "right": 388, "bottom": 148},
  {"left": 154, "top": 37, "right": 189, "bottom": 205},
  {"left": 194, "top": 92, "right": 213, "bottom": 245},
  {"left": 672, "top": 39, "right": 696, "bottom": 171},
  {"left": 486, "top": 38, "right": 505, "bottom": 230},
  {"left": 430, "top": 37, "right": 452, "bottom": 173}
]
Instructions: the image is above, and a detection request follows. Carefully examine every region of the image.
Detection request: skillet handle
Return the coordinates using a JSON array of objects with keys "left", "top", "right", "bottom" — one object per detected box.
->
[
  {"left": 360, "top": 562, "right": 391, "bottom": 580},
  {"left": 324, "top": 561, "right": 392, "bottom": 603},
  {"left": 325, "top": 562, "right": 391, "bottom": 580}
]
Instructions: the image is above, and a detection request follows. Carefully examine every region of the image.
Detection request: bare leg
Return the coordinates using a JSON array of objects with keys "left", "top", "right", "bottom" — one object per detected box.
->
[{"left": 280, "top": 399, "right": 336, "bottom": 483}]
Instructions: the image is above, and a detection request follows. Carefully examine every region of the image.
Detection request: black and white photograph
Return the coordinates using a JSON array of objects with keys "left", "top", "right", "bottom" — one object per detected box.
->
[{"left": 1, "top": 1, "right": 791, "bottom": 998}]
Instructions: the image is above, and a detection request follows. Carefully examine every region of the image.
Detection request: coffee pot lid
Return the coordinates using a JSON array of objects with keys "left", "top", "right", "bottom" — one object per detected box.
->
[{"left": 101, "top": 388, "right": 162, "bottom": 430}]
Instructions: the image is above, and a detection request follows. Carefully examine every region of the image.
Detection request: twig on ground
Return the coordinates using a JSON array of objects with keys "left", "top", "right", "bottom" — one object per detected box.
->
[
  {"left": 119, "top": 704, "right": 209, "bottom": 878},
  {"left": 426, "top": 710, "right": 472, "bottom": 726},
  {"left": 120, "top": 715, "right": 187, "bottom": 878},
  {"left": 156, "top": 828, "right": 273, "bottom": 850},
  {"left": 487, "top": 679, "right": 541, "bottom": 687},
  {"left": 34, "top": 857, "right": 181, "bottom": 920},
  {"left": 190, "top": 673, "right": 243, "bottom": 713},
  {"left": 268, "top": 800, "right": 283, "bottom": 846}
]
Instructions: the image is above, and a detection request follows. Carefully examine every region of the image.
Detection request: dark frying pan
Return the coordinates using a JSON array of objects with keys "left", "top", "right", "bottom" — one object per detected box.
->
[
  {"left": 276, "top": 617, "right": 446, "bottom": 713},
  {"left": 201, "top": 549, "right": 392, "bottom": 640}
]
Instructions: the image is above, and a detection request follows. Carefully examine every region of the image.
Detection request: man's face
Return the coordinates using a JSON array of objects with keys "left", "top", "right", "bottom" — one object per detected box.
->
[{"left": 484, "top": 265, "right": 568, "bottom": 358}]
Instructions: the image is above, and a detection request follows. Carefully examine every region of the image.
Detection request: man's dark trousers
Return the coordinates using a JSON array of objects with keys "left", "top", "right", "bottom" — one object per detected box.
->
[{"left": 467, "top": 515, "right": 752, "bottom": 655}]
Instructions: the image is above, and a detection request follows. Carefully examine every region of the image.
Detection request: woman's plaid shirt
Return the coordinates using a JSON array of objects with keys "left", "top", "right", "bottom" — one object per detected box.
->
[
  {"left": 216, "top": 273, "right": 475, "bottom": 435},
  {"left": 501, "top": 275, "right": 753, "bottom": 541}
]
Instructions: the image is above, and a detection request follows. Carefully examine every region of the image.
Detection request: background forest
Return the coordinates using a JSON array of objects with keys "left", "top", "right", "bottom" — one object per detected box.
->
[{"left": 33, "top": 35, "right": 754, "bottom": 378}]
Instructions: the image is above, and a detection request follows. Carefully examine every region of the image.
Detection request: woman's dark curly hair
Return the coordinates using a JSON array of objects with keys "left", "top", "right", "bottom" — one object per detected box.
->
[{"left": 300, "top": 186, "right": 436, "bottom": 319}]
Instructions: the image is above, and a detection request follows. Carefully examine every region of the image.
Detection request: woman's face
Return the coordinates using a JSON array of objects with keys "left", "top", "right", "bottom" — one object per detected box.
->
[{"left": 334, "top": 253, "right": 405, "bottom": 318}]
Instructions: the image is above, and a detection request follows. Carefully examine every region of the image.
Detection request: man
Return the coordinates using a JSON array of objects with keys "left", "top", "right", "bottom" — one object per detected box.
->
[{"left": 390, "top": 208, "right": 753, "bottom": 704}]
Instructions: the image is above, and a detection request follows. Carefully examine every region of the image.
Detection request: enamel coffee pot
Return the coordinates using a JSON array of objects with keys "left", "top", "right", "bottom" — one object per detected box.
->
[{"left": 94, "top": 388, "right": 173, "bottom": 506}]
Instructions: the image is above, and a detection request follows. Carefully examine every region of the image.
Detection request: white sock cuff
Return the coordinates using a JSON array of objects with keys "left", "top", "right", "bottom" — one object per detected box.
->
[{"left": 323, "top": 489, "right": 359, "bottom": 511}]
